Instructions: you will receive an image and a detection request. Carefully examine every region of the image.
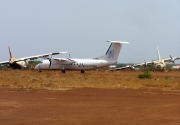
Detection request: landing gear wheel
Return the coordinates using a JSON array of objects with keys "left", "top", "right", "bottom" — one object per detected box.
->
[
  {"left": 81, "top": 70, "right": 85, "bottom": 73},
  {"left": 61, "top": 70, "right": 65, "bottom": 73}
]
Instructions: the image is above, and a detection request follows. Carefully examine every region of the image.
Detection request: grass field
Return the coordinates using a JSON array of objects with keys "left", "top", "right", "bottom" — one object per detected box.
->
[{"left": 0, "top": 69, "right": 180, "bottom": 91}]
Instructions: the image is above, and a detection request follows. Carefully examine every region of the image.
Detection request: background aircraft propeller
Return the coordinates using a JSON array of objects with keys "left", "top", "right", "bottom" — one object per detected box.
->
[
  {"left": 169, "top": 55, "right": 175, "bottom": 64},
  {"left": 130, "top": 64, "right": 136, "bottom": 70},
  {"left": 144, "top": 60, "right": 147, "bottom": 68},
  {"left": 151, "top": 60, "right": 155, "bottom": 65}
]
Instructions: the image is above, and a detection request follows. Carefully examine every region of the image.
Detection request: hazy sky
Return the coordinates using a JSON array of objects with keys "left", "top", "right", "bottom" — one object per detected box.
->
[{"left": 0, "top": 0, "right": 180, "bottom": 63}]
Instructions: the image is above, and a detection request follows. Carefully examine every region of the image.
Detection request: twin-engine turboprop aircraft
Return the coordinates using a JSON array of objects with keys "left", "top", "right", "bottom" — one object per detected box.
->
[
  {"left": 34, "top": 41, "right": 129, "bottom": 73},
  {"left": 113, "top": 47, "right": 180, "bottom": 71},
  {"left": 0, "top": 46, "right": 67, "bottom": 69}
]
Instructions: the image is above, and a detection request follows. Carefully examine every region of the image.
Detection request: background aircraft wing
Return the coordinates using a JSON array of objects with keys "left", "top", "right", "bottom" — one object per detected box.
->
[
  {"left": 112, "top": 62, "right": 153, "bottom": 71},
  {"left": 163, "top": 57, "right": 180, "bottom": 63},
  {"left": 16, "top": 51, "right": 67, "bottom": 61},
  {"left": 112, "top": 64, "right": 140, "bottom": 70},
  {"left": 163, "top": 58, "right": 172, "bottom": 62},
  {"left": 0, "top": 61, "right": 9, "bottom": 65},
  {"left": 114, "top": 65, "right": 133, "bottom": 70}
]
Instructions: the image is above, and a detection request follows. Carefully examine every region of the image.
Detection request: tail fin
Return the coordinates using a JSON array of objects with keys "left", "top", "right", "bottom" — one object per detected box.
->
[
  {"left": 99, "top": 41, "right": 129, "bottom": 62},
  {"left": 157, "top": 47, "right": 161, "bottom": 61},
  {"left": 8, "top": 46, "right": 16, "bottom": 63}
]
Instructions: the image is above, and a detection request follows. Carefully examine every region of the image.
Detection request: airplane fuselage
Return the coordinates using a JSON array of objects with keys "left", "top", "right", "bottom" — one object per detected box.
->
[{"left": 35, "top": 58, "right": 116, "bottom": 71}]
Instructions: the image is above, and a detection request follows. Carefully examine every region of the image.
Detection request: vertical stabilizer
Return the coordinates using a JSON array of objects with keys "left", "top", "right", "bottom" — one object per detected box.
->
[
  {"left": 8, "top": 46, "right": 16, "bottom": 63},
  {"left": 157, "top": 47, "right": 161, "bottom": 61},
  {"left": 99, "top": 41, "right": 129, "bottom": 62}
]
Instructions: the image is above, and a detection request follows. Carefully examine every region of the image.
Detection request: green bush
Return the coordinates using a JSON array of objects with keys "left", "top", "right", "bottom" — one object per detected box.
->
[{"left": 138, "top": 70, "right": 152, "bottom": 79}]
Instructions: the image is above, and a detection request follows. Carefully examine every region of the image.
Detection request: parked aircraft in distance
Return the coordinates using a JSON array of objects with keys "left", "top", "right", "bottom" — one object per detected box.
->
[
  {"left": 0, "top": 46, "right": 67, "bottom": 69},
  {"left": 109, "top": 65, "right": 117, "bottom": 69},
  {"left": 172, "top": 64, "right": 180, "bottom": 69},
  {"left": 112, "top": 47, "right": 180, "bottom": 71},
  {"left": 34, "top": 41, "right": 129, "bottom": 73}
]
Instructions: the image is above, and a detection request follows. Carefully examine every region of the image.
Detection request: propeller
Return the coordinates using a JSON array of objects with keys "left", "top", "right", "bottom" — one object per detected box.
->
[
  {"left": 144, "top": 60, "right": 147, "bottom": 68},
  {"left": 46, "top": 57, "right": 52, "bottom": 68},
  {"left": 170, "top": 55, "right": 175, "bottom": 64},
  {"left": 67, "top": 54, "right": 76, "bottom": 63},
  {"left": 48, "top": 55, "right": 53, "bottom": 68},
  {"left": 24, "top": 59, "right": 28, "bottom": 68},
  {"left": 129, "top": 64, "right": 135, "bottom": 70},
  {"left": 152, "top": 60, "right": 155, "bottom": 65},
  {"left": 47, "top": 53, "right": 64, "bottom": 68},
  {"left": 49, "top": 58, "right": 52, "bottom": 68}
]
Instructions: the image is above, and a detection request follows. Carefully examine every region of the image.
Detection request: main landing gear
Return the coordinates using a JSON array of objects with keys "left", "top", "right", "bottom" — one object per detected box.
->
[
  {"left": 60, "top": 70, "right": 85, "bottom": 73},
  {"left": 61, "top": 69, "right": 65, "bottom": 73}
]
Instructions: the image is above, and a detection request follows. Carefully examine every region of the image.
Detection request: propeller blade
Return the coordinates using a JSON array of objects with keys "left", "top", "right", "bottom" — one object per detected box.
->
[
  {"left": 169, "top": 55, "right": 175, "bottom": 64},
  {"left": 131, "top": 65, "right": 135, "bottom": 70},
  {"left": 49, "top": 58, "right": 52, "bottom": 68},
  {"left": 144, "top": 60, "right": 147, "bottom": 67},
  {"left": 152, "top": 60, "right": 154, "bottom": 64},
  {"left": 170, "top": 55, "right": 173, "bottom": 59}
]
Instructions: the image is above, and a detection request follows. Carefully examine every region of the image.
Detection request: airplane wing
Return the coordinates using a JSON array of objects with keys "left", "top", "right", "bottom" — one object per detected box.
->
[
  {"left": 52, "top": 58, "right": 75, "bottom": 64},
  {"left": 112, "top": 62, "right": 152, "bottom": 71},
  {"left": 15, "top": 52, "right": 68, "bottom": 62},
  {"left": 0, "top": 52, "right": 67, "bottom": 64},
  {"left": 0, "top": 61, "right": 9, "bottom": 65},
  {"left": 114, "top": 65, "right": 133, "bottom": 70},
  {"left": 163, "top": 57, "right": 180, "bottom": 63},
  {"left": 112, "top": 64, "right": 139, "bottom": 70}
]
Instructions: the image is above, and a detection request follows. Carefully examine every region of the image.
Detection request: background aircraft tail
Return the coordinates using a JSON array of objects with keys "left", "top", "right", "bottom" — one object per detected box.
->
[
  {"left": 98, "top": 41, "right": 129, "bottom": 62},
  {"left": 8, "top": 46, "right": 16, "bottom": 63},
  {"left": 157, "top": 47, "right": 161, "bottom": 61}
]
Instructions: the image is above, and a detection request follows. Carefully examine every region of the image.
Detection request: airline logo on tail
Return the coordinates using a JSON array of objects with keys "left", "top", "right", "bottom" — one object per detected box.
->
[{"left": 107, "top": 50, "right": 114, "bottom": 58}]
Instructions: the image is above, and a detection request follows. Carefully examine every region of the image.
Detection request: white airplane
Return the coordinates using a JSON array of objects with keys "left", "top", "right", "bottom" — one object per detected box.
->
[
  {"left": 113, "top": 47, "right": 180, "bottom": 71},
  {"left": 0, "top": 46, "right": 67, "bottom": 69},
  {"left": 34, "top": 41, "right": 129, "bottom": 73}
]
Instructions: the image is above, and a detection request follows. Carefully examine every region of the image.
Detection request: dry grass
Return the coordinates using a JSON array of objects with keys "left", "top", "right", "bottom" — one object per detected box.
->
[{"left": 0, "top": 69, "right": 180, "bottom": 91}]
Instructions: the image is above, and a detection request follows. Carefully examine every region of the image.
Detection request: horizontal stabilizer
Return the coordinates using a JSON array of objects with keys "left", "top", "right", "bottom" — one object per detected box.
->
[
  {"left": 52, "top": 51, "right": 68, "bottom": 55},
  {"left": 107, "top": 40, "right": 129, "bottom": 44}
]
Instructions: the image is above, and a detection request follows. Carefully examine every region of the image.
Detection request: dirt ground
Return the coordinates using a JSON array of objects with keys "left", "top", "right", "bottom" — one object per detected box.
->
[
  {"left": 0, "top": 88, "right": 180, "bottom": 125},
  {"left": 0, "top": 70, "right": 180, "bottom": 125}
]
